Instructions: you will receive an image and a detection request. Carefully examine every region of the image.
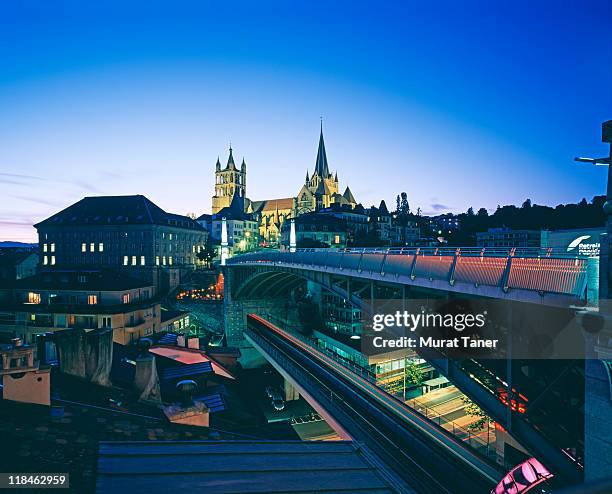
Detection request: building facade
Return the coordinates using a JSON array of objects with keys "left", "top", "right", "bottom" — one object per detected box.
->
[
  {"left": 0, "top": 270, "right": 187, "bottom": 346},
  {"left": 476, "top": 228, "right": 541, "bottom": 248},
  {"left": 35, "top": 195, "right": 208, "bottom": 292},
  {"left": 212, "top": 147, "right": 247, "bottom": 215},
  {"left": 209, "top": 126, "right": 358, "bottom": 247}
]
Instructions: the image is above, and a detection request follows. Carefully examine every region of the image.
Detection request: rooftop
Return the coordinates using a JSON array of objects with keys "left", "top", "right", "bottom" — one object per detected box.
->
[
  {"left": 96, "top": 440, "right": 401, "bottom": 494},
  {"left": 35, "top": 195, "right": 204, "bottom": 231}
]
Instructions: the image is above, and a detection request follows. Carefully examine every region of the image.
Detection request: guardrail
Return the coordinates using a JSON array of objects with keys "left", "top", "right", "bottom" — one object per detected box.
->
[{"left": 227, "top": 248, "right": 592, "bottom": 299}]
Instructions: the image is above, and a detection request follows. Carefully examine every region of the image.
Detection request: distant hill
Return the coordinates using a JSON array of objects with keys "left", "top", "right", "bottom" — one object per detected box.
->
[{"left": 0, "top": 241, "right": 37, "bottom": 249}]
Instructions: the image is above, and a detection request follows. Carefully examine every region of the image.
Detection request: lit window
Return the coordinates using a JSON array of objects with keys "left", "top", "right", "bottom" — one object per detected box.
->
[
  {"left": 131, "top": 256, "right": 137, "bottom": 266},
  {"left": 122, "top": 293, "right": 130, "bottom": 304},
  {"left": 28, "top": 292, "right": 41, "bottom": 304},
  {"left": 140, "top": 256, "right": 145, "bottom": 266},
  {"left": 50, "top": 243, "right": 55, "bottom": 252},
  {"left": 43, "top": 243, "right": 48, "bottom": 252},
  {"left": 43, "top": 256, "right": 48, "bottom": 265},
  {"left": 88, "top": 294, "right": 98, "bottom": 305},
  {"left": 334, "top": 235, "right": 340, "bottom": 244},
  {"left": 192, "top": 245, "right": 195, "bottom": 253},
  {"left": 82, "top": 243, "right": 86, "bottom": 252},
  {"left": 99, "top": 242, "right": 104, "bottom": 252},
  {"left": 156, "top": 256, "right": 160, "bottom": 266},
  {"left": 90, "top": 242, "right": 95, "bottom": 252},
  {"left": 123, "top": 256, "right": 129, "bottom": 266},
  {"left": 51, "top": 256, "right": 56, "bottom": 265},
  {"left": 162, "top": 256, "right": 166, "bottom": 265},
  {"left": 169, "top": 233, "right": 173, "bottom": 240},
  {"left": 169, "top": 256, "right": 173, "bottom": 265}
]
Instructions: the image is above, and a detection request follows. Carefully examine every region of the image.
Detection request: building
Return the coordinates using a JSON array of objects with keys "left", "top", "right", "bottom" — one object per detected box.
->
[
  {"left": 294, "top": 127, "right": 357, "bottom": 214},
  {"left": 476, "top": 228, "right": 541, "bottom": 248},
  {"left": 280, "top": 213, "right": 348, "bottom": 248},
  {"left": 367, "top": 201, "right": 392, "bottom": 245},
  {"left": 198, "top": 193, "right": 259, "bottom": 254},
  {"left": 209, "top": 126, "right": 359, "bottom": 247},
  {"left": 250, "top": 198, "right": 295, "bottom": 246},
  {"left": 430, "top": 213, "right": 461, "bottom": 232},
  {"left": 1, "top": 339, "right": 50, "bottom": 406},
  {"left": 0, "top": 249, "right": 38, "bottom": 284},
  {"left": 391, "top": 221, "right": 420, "bottom": 246},
  {"left": 0, "top": 270, "right": 187, "bottom": 346},
  {"left": 211, "top": 147, "right": 247, "bottom": 215},
  {"left": 35, "top": 195, "right": 208, "bottom": 292},
  {"left": 541, "top": 227, "right": 604, "bottom": 257}
]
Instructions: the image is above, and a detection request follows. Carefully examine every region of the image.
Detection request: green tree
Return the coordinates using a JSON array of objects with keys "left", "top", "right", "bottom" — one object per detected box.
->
[
  {"left": 196, "top": 243, "right": 216, "bottom": 268},
  {"left": 461, "top": 396, "right": 492, "bottom": 432}
]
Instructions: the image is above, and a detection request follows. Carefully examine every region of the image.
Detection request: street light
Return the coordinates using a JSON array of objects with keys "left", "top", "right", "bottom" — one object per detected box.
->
[{"left": 575, "top": 120, "right": 612, "bottom": 300}]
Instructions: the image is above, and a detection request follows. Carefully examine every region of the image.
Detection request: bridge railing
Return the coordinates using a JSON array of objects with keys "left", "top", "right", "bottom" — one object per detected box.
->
[{"left": 227, "top": 247, "right": 592, "bottom": 299}]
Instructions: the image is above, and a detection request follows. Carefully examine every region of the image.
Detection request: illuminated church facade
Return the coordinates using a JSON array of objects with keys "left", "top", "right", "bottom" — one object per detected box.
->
[{"left": 210, "top": 125, "right": 358, "bottom": 245}]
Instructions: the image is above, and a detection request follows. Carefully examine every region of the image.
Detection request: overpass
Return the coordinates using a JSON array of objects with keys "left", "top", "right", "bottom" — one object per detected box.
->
[
  {"left": 226, "top": 247, "right": 595, "bottom": 307},
  {"left": 245, "top": 313, "right": 502, "bottom": 494},
  {"left": 224, "top": 247, "right": 588, "bottom": 486}
]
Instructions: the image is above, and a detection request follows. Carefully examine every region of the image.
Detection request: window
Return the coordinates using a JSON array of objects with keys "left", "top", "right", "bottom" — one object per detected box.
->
[
  {"left": 334, "top": 235, "right": 341, "bottom": 244},
  {"left": 101, "top": 316, "right": 111, "bottom": 328},
  {"left": 43, "top": 256, "right": 48, "bottom": 265},
  {"left": 43, "top": 243, "right": 48, "bottom": 252},
  {"left": 88, "top": 294, "right": 98, "bottom": 305},
  {"left": 28, "top": 292, "right": 41, "bottom": 304},
  {"left": 50, "top": 243, "right": 55, "bottom": 252},
  {"left": 50, "top": 256, "right": 56, "bottom": 265},
  {"left": 156, "top": 256, "right": 160, "bottom": 266},
  {"left": 162, "top": 256, "right": 167, "bottom": 266},
  {"left": 122, "top": 293, "right": 130, "bottom": 304},
  {"left": 131, "top": 256, "right": 137, "bottom": 266},
  {"left": 140, "top": 256, "right": 145, "bottom": 266},
  {"left": 123, "top": 256, "right": 128, "bottom": 266},
  {"left": 90, "top": 242, "right": 95, "bottom": 252},
  {"left": 169, "top": 233, "right": 173, "bottom": 240},
  {"left": 99, "top": 242, "right": 104, "bottom": 252},
  {"left": 169, "top": 256, "right": 173, "bottom": 265},
  {"left": 82, "top": 243, "right": 87, "bottom": 253}
]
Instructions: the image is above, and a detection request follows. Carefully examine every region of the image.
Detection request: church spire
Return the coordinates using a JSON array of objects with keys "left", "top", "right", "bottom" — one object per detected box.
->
[
  {"left": 226, "top": 144, "right": 236, "bottom": 170},
  {"left": 314, "top": 123, "right": 330, "bottom": 178},
  {"left": 305, "top": 170, "right": 309, "bottom": 183}
]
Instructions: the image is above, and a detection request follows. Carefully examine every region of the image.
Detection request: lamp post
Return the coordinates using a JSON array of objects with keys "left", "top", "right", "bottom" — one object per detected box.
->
[
  {"left": 575, "top": 120, "right": 612, "bottom": 302},
  {"left": 290, "top": 218, "right": 297, "bottom": 253},
  {"left": 220, "top": 217, "right": 229, "bottom": 266}
]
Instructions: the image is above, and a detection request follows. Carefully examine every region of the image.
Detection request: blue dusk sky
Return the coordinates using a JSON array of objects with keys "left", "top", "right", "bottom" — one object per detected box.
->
[{"left": 1, "top": 1, "right": 611, "bottom": 242}]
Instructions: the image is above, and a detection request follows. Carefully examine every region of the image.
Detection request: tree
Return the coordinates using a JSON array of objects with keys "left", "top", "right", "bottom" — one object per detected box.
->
[
  {"left": 461, "top": 396, "right": 492, "bottom": 432},
  {"left": 467, "top": 207, "right": 474, "bottom": 216},
  {"left": 477, "top": 207, "right": 488, "bottom": 217},
  {"left": 396, "top": 194, "right": 401, "bottom": 214},
  {"left": 400, "top": 192, "right": 410, "bottom": 215},
  {"left": 404, "top": 360, "right": 424, "bottom": 386},
  {"left": 196, "top": 243, "right": 216, "bottom": 268},
  {"left": 521, "top": 198, "right": 532, "bottom": 209}
]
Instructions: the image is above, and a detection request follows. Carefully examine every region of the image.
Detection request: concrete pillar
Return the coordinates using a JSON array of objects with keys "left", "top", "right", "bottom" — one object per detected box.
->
[{"left": 284, "top": 378, "right": 300, "bottom": 401}]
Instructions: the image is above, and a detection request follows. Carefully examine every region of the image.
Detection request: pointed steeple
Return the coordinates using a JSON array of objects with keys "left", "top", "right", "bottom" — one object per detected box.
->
[
  {"left": 241, "top": 157, "right": 246, "bottom": 170},
  {"left": 334, "top": 171, "right": 338, "bottom": 182},
  {"left": 314, "top": 123, "right": 330, "bottom": 178},
  {"left": 343, "top": 186, "right": 356, "bottom": 204},
  {"left": 226, "top": 145, "right": 236, "bottom": 170},
  {"left": 305, "top": 170, "right": 309, "bottom": 183},
  {"left": 215, "top": 157, "right": 221, "bottom": 171}
]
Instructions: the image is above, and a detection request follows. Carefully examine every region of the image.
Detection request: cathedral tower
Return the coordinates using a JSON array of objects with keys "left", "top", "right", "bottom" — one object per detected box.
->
[{"left": 212, "top": 146, "right": 247, "bottom": 214}]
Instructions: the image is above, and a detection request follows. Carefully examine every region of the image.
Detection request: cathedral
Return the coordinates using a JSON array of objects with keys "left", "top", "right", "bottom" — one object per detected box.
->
[{"left": 211, "top": 125, "right": 358, "bottom": 245}]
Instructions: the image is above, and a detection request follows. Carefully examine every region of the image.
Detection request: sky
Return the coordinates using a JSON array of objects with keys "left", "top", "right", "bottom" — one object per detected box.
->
[{"left": 1, "top": 0, "right": 611, "bottom": 242}]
